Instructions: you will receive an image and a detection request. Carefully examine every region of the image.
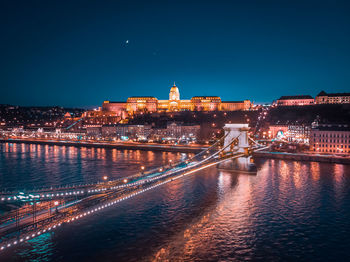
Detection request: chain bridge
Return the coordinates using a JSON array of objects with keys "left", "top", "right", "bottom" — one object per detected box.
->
[{"left": 0, "top": 123, "right": 268, "bottom": 253}]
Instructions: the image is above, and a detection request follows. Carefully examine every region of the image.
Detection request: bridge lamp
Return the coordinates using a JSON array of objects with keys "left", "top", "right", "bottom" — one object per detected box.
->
[
  {"left": 159, "top": 168, "right": 163, "bottom": 172},
  {"left": 54, "top": 201, "right": 59, "bottom": 206},
  {"left": 140, "top": 166, "right": 145, "bottom": 170},
  {"left": 103, "top": 176, "right": 108, "bottom": 181},
  {"left": 123, "top": 179, "right": 128, "bottom": 183}
]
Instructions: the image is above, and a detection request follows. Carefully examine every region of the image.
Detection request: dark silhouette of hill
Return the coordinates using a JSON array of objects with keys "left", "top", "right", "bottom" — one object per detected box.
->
[{"left": 267, "top": 104, "right": 350, "bottom": 125}]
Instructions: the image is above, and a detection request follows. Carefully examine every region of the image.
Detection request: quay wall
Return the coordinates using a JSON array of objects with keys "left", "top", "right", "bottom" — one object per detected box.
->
[{"left": 253, "top": 151, "right": 350, "bottom": 165}]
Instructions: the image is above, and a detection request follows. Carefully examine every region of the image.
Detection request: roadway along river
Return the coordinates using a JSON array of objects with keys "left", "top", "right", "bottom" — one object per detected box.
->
[{"left": 1, "top": 143, "right": 350, "bottom": 261}]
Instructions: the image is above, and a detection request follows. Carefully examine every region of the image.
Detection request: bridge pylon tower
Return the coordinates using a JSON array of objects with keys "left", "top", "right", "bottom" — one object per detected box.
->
[
  {"left": 219, "top": 123, "right": 256, "bottom": 173},
  {"left": 223, "top": 123, "right": 250, "bottom": 155}
]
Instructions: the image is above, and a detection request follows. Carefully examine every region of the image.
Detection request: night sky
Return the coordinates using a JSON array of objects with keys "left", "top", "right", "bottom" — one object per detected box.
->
[{"left": 1, "top": 0, "right": 350, "bottom": 107}]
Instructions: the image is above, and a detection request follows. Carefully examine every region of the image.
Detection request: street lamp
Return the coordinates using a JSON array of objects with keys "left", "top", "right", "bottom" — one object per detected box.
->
[{"left": 54, "top": 200, "right": 59, "bottom": 213}]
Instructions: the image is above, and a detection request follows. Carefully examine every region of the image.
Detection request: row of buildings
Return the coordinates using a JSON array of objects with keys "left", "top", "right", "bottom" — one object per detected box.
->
[
  {"left": 86, "top": 122, "right": 201, "bottom": 142},
  {"left": 269, "top": 123, "right": 350, "bottom": 154},
  {"left": 276, "top": 91, "right": 350, "bottom": 106},
  {"left": 270, "top": 90, "right": 350, "bottom": 154},
  {"left": 268, "top": 124, "right": 311, "bottom": 144},
  {"left": 101, "top": 84, "right": 252, "bottom": 117}
]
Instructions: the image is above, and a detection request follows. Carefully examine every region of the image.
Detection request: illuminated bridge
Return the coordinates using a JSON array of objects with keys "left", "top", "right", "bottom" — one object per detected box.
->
[{"left": 0, "top": 123, "right": 268, "bottom": 253}]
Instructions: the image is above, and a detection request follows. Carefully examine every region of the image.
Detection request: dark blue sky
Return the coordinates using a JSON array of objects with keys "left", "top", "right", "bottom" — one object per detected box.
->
[{"left": 1, "top": 0, "right": 350, "bottom": 107}]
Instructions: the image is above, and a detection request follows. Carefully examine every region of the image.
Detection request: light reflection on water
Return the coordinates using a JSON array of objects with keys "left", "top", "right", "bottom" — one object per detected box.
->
[
  {"left": 1, "top": 143, "right": 350, "bottom": 261},
  {"left": 0, "top": 143, "right": 182, "bottom": 190}
]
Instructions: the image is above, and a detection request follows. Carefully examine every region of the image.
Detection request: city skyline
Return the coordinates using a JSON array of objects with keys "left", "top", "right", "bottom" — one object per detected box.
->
[{"left": 2, "top": 0, "right": 350, "bottom": 107}]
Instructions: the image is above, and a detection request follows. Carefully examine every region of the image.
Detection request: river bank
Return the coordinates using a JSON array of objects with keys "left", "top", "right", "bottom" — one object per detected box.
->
[
  {"left": 253, "top": 151, "right": 350, "bottom": 165},
  {"left": 0, "top": 138, "right": 207, "bottom": 153}
]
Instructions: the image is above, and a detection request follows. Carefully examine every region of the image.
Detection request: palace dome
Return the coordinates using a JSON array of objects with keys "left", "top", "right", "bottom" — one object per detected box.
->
[{"left": 169, "top": 83, "right": 180, "bottom": 101}]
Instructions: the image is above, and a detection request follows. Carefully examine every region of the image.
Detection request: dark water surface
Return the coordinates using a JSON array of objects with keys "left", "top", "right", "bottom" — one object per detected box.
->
[{"left": 1, "top": 143, "right": 350, "bottom": 261}]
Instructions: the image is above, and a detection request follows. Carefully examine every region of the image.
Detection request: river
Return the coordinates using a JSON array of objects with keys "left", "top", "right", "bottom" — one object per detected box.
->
[{"left": 1, "top": 143, "right": 350, "bottom": 261}]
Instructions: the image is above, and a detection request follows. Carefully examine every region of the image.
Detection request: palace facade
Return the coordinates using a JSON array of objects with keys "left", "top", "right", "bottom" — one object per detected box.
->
[
  {"left": 315, "top": 91, "right": 350, "bottom": 104},
  {"left": 102, "top": 84, "right": 252, "bottom": 115},
  {"left": 276, "top": 95, "right": 314, "bottom": 106}
]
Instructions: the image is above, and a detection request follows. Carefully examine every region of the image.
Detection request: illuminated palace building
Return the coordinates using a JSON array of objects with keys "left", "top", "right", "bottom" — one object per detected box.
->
[{"left": 102, "top": 84, "right": 252, "bottom": 116}]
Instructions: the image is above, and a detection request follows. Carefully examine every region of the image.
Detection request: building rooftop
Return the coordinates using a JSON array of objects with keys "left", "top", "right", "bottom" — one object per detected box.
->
[
  {"left": 313, "top": 124, "right": 350, "bottom": 131},
  {"left": 278, "top": 95, "right": 313, "bottom": 100},
  {"left": 191, "top": 96, "right": 221, "bottom": 99},
  {"left": 128, "top": 96, "right": 158, "bottom": 99},
  {"left": 222, "top": 101, "right": 246, "bottom": 103},
  {"left": 316, "top": 91, "right": 350, "bottom": 97}
]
